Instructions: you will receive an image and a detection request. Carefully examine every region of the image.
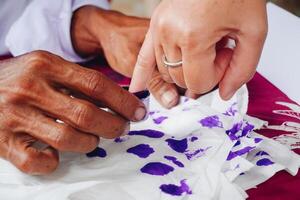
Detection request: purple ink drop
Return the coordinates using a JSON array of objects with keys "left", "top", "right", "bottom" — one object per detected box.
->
[
  {"left": 254, "top": 138, "right": 263, "bottom": 143},
  {"left": 185, "top": 147, "right": 211, "bottom": 160},
  {"left": 233, "top": 140, "right": 241, "bottom": 147},
  {"left": 223, "top": 102, "right": 238, "bottom": 116},
  {"left": 164, "top": 156, "right": 184, "bottom": 168},
  {"left": 227, "top": 146, "right": 255, "bottom": 160},
  {"left": 166, "top": 138, "right": 188, "bottom": 153},
  {"left": 226, "top": 122, "right": 243, "bottom": 140},
  {"left": 199, "top": 115, "right": 223, "bottom": 128},
  {"left": 86, "top": 147, "right": 107, "bottom": 158},
  {"left": 256, "top": 158, "right": 274, "bottom": 166},
  {"left": 127, "top": 144, "right": 154, "bottom": 158},
  {"left": 141, "top": 162, "right": 174, "bottom": 176},
  {"left": 160, "top": 179, "right": 192, "bottom": 196},
  {"left": 190, "top": 136, "right": 198, "bottom": 142},
  {"left": 241, "top": 123, "right": 255, "bottom": 137},
  {"left": 129, "top": 129, "right": 164, "bottom": 138},
  {"left": 153, "top": 116, "right": 168, "bottom": 124}
]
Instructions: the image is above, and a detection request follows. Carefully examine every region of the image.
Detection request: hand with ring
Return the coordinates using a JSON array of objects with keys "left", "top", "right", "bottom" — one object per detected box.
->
[{"left": 129, "top": 0, "right": 268, "bottom": 108}]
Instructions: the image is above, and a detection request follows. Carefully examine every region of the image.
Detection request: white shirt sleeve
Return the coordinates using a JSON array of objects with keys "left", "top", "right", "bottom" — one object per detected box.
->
[{"left": 5, "top": 0, "right": 110, "bottom": 62}]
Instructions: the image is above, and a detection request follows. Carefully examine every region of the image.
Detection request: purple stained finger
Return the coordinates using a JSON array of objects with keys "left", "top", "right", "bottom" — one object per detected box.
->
[
  {"left": 141, "top": 162, "right": 174, "bottom": 176},
  {"left": 86, "top": 147, "right": 107, "bottom": 158},
  {"left": 160, "top": 179, "right": 192, "bottom": 196},
  {"left": 166, "top": 138, "right": 188, "bottom": 153},
  {"left": 127, "top": 144, "right": 154, "bottom": 158},
  {"left": 227, "top": 146, "right": 255, "bottom": 160},
  {"left": 128, "top": 129, "right": 164, "bottom": 138},
  {"left": 199, "top": 115, "right": 223, "bottom": 128},
  {"left": 164, "top": 156, "right": 184, "bottom": 168},
  {"left": 153, "top": 116, "right": 168, "bottom": 124},
  {"left": 256, "top": 158, "right": 274, "bottom": 166}
]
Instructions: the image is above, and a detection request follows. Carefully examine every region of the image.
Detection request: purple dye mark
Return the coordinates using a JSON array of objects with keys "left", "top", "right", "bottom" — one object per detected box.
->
[
  {"left": 128, "top": 129, "right": 164, "bottom": 138},
  {"left": 256, "top": 158, "right": 274, "bottom": 166},
  {"left": 255, "top": 151, "right": 270, "bottom": 157},
  {"left": 127, "top": 144, "right": 154, "bottom": 158},
  {"left": 227, "top": 146, "right": 255, "bottom": 160},
  {"left": 149, "top": 111, "right": 155, "bottom": 115},
  {"left": 233, "top": 140, "right": 241, "bottom": 147},
  {"left": 199, "top": 115, "right": 223, "bottom": 128},
  {"left": 241, "top": 123, "right": 255, "bottom": 137},
  {"left": 165, "top": 138, "right": 188, "bottom": 153},
  {"left": 184, "top": 97, "right": 189, "bottom": 103},
  {"left": 254, "top": 138, "right": 263, "bottom": 143},
  {"left": 185, "top": 146, "right": 211, "bottom": 160},
  {"left": 164, "top": 156, "right": 184, "bottom": 168},
  {"left": 160, "top": 179, "right": 192, "bottom": 196},
  {"left": 240, "top": 172, "right": 245, "bottom": 176},
  {"left": 190, "top": 136, "right": 198, "bottom": 142},
  {"left": 141, "top": 162, "right": 174, "bottom": 176},
  {"left": 114, "top": 136, "right": 129, "bottom": 143},
  {"left": 86, "top": 147, "right": 107, "bottom": 158},
  {"left": 223, "top": 102, "right": 238, "bottom": 116},
  {"left": 226, "top": 122, "right": 243, "bottom": 140},
  {"left": 153, "top": 116, "right": 168, "bottom": 124}
]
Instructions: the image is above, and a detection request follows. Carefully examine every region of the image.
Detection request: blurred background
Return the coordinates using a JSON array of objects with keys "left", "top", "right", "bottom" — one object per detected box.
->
[{"left": 111, "top": 0, "right": 300, "bottom": 17}]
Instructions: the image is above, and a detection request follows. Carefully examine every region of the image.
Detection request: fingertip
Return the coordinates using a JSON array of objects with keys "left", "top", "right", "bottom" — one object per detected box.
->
[{"left": 161, "top": 90, "right": 179, "bottom": 109}]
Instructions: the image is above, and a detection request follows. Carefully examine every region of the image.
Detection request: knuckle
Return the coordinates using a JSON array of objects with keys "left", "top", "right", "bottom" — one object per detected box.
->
[
  {"left": 137, "top": 52, "right": 153, "bottom": 69},
  {"left": 24, "top": 50, "right": 51, "bottom": 73},
  {"left": 72, "top": 103, "right": 94, "bottom": 130},
  {"left": 52, "top": 126, "right": 71, "bottom": 151},
  {"left": 85, "top": 71, "right": 105, "bottom": 97}
]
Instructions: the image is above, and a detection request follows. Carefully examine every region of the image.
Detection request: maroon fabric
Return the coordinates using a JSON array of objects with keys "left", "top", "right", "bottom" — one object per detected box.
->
[{"left": 1, "top": 56, "right": 299, "bottom": 199}]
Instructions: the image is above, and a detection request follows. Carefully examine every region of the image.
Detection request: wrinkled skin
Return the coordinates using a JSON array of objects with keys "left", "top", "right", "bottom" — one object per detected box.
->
[
  {"left": 0, "top": 51, "right": 145, "bottom": 175},
  {"left": 71, "top": 6, "right": 149, "bottom": 77},
  {"left": 130, "top": 0, "right": 268, "bottom": 108}
]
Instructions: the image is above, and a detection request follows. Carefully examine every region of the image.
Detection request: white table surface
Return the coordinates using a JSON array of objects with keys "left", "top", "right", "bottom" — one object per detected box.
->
[{"left": 258, "top": 3, "right": 300, "bottom": 104}]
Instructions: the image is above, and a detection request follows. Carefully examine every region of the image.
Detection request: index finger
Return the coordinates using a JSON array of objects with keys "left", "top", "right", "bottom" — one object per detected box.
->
[
  {"left": 47, "top": 57, "right": 146, "bottom": 122},
  {"left": 129, "top": 31, "right": 156, "bottom": 93}
]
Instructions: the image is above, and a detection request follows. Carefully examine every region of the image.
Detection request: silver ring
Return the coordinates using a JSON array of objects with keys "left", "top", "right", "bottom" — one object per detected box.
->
[{"left": 162, "top": 55, "right": 183, "bottom": 68}]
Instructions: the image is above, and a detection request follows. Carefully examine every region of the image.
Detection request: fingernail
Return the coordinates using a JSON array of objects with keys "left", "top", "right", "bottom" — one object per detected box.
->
[
  {"left": 122, "top": 123, "right": 130, "bottom": 136},
  {"left": 134, "top": 106, "right": 146, "bottom": 121},
  {"left": 162, "top": 91, "right": 177, "bottom": 107}
]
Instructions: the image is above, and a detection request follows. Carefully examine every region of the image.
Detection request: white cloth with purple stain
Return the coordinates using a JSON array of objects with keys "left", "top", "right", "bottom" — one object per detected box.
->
[{"left": 0, "top": 85, "right": 299, "bottom": 200}]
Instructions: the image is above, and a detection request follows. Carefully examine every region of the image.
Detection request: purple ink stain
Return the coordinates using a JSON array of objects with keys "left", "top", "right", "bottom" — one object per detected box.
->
[
  {"left": 141, "top": 162, "right": 174, "bottom": 176},
  {"left": 127, "top": 144, "right": 154, "bottom": 158},
  {"left": 254, "top": 138, "right": 263, "bottom": 143},
  {"left": 114, "top": 137, "right": 128, "bottom": 143},
  {"left": 185, "top": 147, "right": 211, "bottom": 160},
  {"left": 227, "top": 146, "right": 255, "bottom": 160},
  {"left": 226, "top": 122, "right": 243, "bottom": 140},
  {"left": 223, "top": 103, "right": 238, "bottom": 116},
  {"left": 153, "top": 116, "right": 168, "bottom": 124},
  {"left": 241, "top": 123, "right": 255, "bottom": 137},
  {"left": 149, "top": 111, "right": 155, "bottom": 115},
  {"left": 166, "top": 138, "right": 188, "bottom": 153},
  {"left": 164, "top": 156, "right": 184, "bottom": 168},
  {"left": 129, "top": 129, "right": 164, "bottom": 138},
  {"left": 255, "top": 151, "right": 270, "bottom": 157},
  {"left": 233, "top": 140, "right": 241, "bottom": 147},
  {"left": 86, "top": 147, "right": 107, "bottom": 158},
  {"left": 160, "top": 179, "right": 192, "bottom": 196},
  {"left": 256, "top": 158, "right": 274, "bottom": 166},
  {"left": 199, "top": 115, "right": 223, "bottom": 128},
  {"left": 190, "top": 136, "right": 198, "bottom": 142}
]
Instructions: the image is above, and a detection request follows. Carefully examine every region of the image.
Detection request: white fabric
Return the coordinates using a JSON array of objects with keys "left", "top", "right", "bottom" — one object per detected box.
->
[
  {"left": 0, "top": 0, "right": 110, "bottom": 62},
  {"left": 0, "top": 86, "right": 299, "bottom": 200}
]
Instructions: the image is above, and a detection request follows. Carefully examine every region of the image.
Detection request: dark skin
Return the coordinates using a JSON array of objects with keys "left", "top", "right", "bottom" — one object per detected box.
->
[{"left": 0, "top": 6, "right": 150, "bottom": 175}]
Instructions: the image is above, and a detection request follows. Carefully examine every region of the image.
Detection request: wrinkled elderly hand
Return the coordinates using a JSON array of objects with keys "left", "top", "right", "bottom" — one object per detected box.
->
[
  {"left": 71, "top": 6, "right": 149, "bottom": 77},
  {"left": 130, "top": 0, "right": 267, "bottom": 108},
  {"left": 0, "top": 51, "right": 145, "bottom": 175}
]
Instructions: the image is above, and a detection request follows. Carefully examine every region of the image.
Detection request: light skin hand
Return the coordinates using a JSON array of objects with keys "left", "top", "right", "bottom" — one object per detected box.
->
[
  {"left": 129, "top": 0, "right": 268, "bottom": 108},
  {"left": 71, "top": 6, "right": 149, "bottom": 77},
  {"left": 0, "top": 51, "right": 146, "bottom": 175}
]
